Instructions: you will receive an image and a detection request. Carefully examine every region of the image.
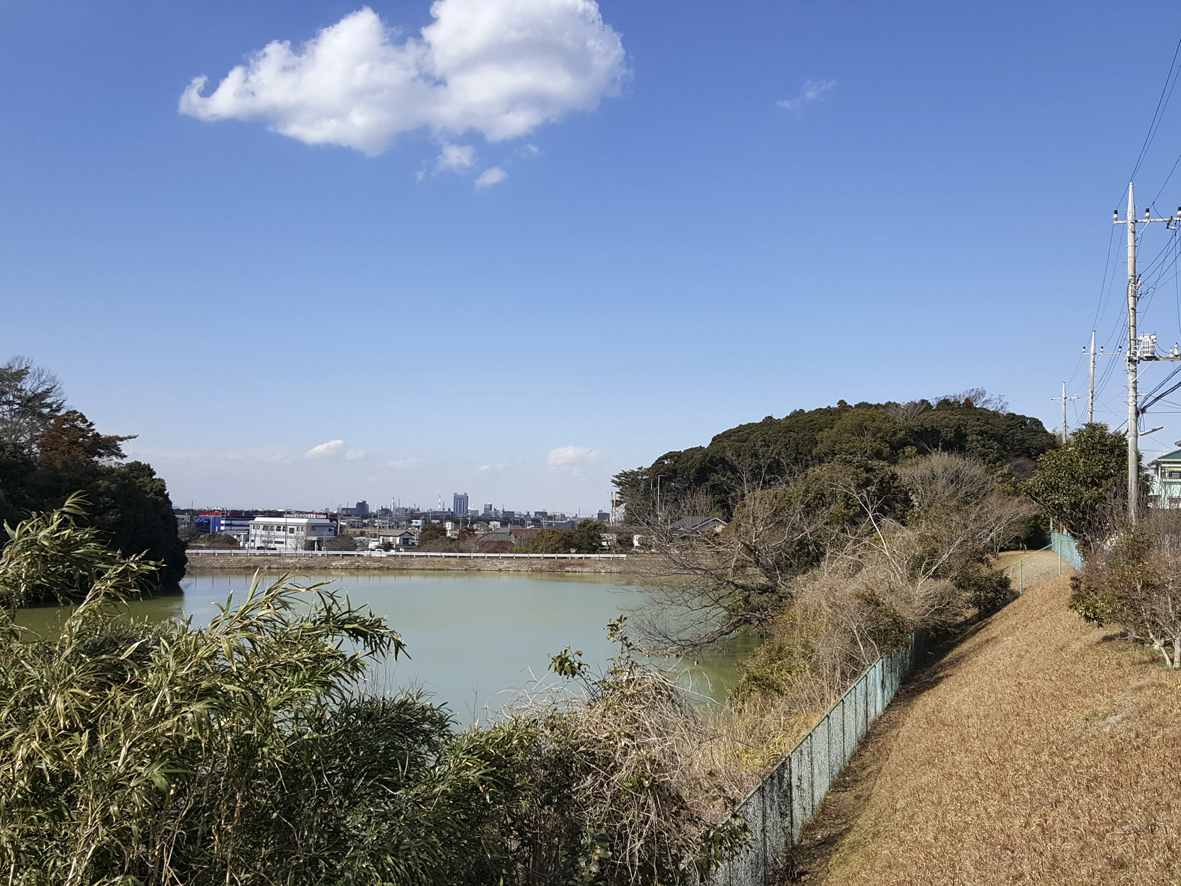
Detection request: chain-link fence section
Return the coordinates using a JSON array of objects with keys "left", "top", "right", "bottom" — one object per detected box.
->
[
  {"left": 707, "top": 537, "right": 1084, "bottom": 884},
  {"left": 1050, "top": 529, "right": 1083, "bottom": 570},
  {"left": 707, "top": 635, "right": 921, "bottom": 886}
]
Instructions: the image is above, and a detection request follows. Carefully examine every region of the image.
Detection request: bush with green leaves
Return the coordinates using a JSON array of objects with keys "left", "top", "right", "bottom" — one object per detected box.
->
[{"left": 0, "top": 502, "right": 742, "bottom": 885}]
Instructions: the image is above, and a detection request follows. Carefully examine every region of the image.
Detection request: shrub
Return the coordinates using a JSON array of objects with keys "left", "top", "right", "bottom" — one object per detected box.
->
[
  {"left": 0, "top": 503, "right": 743, "bottom": 885},
  {"left": 1070, "top": 510, "right": 1181, "bottom": 668},
  {"left": 730, "top": 635, "right": 812, "bottom": 707},
  {"left": 954, "top": 564, "right": 1016, "bottom": 615}
]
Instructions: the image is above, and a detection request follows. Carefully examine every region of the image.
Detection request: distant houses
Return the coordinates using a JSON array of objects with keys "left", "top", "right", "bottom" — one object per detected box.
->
[
  {"left": 669, "top": 516, "right": 727, "bottom": 537},
  {"left": 1149, "top": 447, "right": 1181, "bottom": 508},
  {"left": 177, "top": 501, "right": 625, "bottom": 553}
]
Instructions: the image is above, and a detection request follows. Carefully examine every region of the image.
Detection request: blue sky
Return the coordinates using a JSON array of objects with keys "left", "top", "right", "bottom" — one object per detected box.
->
[{"left": 3, "top": 1, "right": 1181, "bottom": 513}]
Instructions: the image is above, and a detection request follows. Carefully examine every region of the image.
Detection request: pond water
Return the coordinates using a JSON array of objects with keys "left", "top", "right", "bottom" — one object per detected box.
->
[{"left": 17, "top": 571, "right": 756, "bottom": 722}]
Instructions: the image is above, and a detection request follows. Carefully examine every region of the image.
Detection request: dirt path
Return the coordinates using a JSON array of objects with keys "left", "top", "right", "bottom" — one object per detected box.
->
[{"left": 784, "top": 552, "right": 1181, "bottom": 885}]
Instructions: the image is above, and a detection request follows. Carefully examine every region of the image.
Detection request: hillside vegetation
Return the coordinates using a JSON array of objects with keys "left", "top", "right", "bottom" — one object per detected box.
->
[
  {"left": 614, "top": 393, "right": 1056, "bottom": 525},
  {"left": 790, "top": 554, "right": 1181, "bottom": 885}
]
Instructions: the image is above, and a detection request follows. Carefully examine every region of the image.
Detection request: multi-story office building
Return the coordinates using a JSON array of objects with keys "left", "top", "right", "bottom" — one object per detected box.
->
[
  {"left": 453, "top": 492, "right": 469, "bottom": 519},
  {"left": 248, "top": 516, "right": 337, "bottom": 552}
]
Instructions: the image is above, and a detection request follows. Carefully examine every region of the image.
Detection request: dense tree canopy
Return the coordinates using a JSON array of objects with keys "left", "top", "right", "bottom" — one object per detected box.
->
[
  {"left": 1021, "top": 422, "right": 1130, "bottom": 543},
  {"left": 614, "top": 395, "right": 1057, "bottom": 521},
  {"left": 0, "top": 357, "right": 185, "bottom": 585},
  {"left": 519, "top": 520, "right": 606, "bottom": 554}
]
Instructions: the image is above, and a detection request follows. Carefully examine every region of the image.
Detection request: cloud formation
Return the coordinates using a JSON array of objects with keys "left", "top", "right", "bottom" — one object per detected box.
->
[
  {"left": 305, "top": 439, "right": 365, "bottom": 460},
  {"left": 436, "top": 142, "right": 475, "bottom": 171},
  {"left": 305, "top": 439, "right": 346, "bottom": 458},
  {"left": 475, "top": 166, "right": 507, "bottom": 187},
  {"left": 547, "top": 445, "right": 600, "bottom": 467},
  {"left": 180, "top": 1, "right": 627, "bottom": 156},
  {"left": 778, "top": 78, "right": 837, "bottom": 111}
]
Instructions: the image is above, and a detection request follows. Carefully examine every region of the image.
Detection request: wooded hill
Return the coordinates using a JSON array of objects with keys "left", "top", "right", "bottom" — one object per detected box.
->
[{"left": 614, "top": 394, "right": 1058, "bottom": 522}]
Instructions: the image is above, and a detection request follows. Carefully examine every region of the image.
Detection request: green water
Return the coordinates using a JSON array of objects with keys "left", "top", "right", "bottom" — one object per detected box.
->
[{"left": 17, "top": 571, "right": 755, "bottom": 722}]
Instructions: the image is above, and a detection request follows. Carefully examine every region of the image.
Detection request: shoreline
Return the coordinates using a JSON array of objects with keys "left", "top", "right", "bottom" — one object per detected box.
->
[{"left": 184, "top": 554, "right": 630, "bottom": 575}]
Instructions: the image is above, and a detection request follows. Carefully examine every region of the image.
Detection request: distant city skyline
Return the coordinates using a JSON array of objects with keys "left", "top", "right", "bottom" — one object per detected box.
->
[{"left": 5, "top": 2, "right": 1181, "bottom": 510}]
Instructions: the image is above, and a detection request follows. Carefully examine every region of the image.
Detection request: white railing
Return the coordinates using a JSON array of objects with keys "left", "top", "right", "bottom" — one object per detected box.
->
[{"left": 187, "top": 549, "right": 628, "bottom": 560}]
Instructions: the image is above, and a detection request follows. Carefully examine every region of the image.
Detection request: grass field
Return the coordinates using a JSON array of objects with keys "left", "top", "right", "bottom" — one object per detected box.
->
[{"left": 789, "top": 550, "right": 1181, "bottom": 885}]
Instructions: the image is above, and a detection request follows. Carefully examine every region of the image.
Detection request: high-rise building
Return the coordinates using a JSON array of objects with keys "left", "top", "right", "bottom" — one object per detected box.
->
[
  {"left": 483, "top": 502, "right": 493, "bottom": 516},
  {"left": 453, "top": 493, "right": 469, "bottom": 518}
]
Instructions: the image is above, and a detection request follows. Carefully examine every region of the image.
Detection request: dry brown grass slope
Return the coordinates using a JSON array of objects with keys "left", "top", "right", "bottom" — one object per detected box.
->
[{"left": 790, "top": 551, "right": 1181, "bottom": 885}]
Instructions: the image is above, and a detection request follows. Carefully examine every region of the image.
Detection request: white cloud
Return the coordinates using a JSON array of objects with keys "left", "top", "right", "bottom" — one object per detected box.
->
[
  {"left": 778, "top": 78, "right": 837, "bottom": 111},
  {"left": 476, "top": 461, "right": 511, "bottom": 475},
  {"left": 475, "top": 166, "right": 507, "bottom": 187},
  {"left": 305, "top": 439, "right": 346, "bottom": 458},
  {"left": 436, "top": 141, "right": 475, "bottom": 172},
  {"left": 548, "top": 445, "right": 600, "bottom": 467},
  {"left": 179, "top": 1, "right": 627, "bottom": 156},
  {"left": 523, "top": 143, "right": 541, "bottom": 156},
  {"left": 305, "top": 439, "right": 367, "bottom": 460}
]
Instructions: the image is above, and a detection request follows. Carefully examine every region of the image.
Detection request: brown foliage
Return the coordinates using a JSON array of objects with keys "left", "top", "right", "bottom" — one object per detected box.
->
[{"left": 36, "top": 410, "right": 133, "bottom": 467}]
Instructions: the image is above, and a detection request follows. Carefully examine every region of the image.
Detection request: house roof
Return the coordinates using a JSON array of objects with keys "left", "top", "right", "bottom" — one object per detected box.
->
[
  {"left": 1150, "top": 448, "right": 1181, "bottom": 465},
  {"left": 669, "top": 516, "right": 727, "bottom": 533}
]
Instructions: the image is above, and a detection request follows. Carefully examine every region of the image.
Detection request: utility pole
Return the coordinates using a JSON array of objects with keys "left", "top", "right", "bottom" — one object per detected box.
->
[
  {"left": 1083, "top": 330, "right": 1117, "bottom": 423},
  {"left": 1051, "top": 382, "right": 1078, "bottom": 444},
  {"left": 1086, "top": 330, "right": 1095, "bottom": 422},
  {"left": 1114, "top": 183, "right": 1181, "bottom": 523},
  {"left": 1088, "top": 330, "right": 1096, "bottom": 423}
]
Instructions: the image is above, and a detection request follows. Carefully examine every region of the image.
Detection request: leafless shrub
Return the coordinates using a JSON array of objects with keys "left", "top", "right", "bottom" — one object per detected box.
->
[
  {"left": 625, "top": 479, "right": 834, "bottom": 651},
  {"left": 1072, "top": 507, "right": 1181, "bottom": 668},
  {"left": 492, "top": 633, "right": 750, "bottom": 884},
  {"left": 896, "top": 451, "right": 1035, "bottom": 563},
  {"left": 883, "top": 399, "right": 931, "bottom": 422},
  {"left": 721, "top": 454, "right": 1032, "bottom": 706},
  {"left": 935, "top": 387, "right": 1009, "bottom": 412},
  {"left": 0, "top": 355, "right": 65, "bottom": 451}
]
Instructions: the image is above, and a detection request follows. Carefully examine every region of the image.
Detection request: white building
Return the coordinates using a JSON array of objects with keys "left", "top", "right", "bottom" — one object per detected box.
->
[{"left": 248, "top": 517, "right": 337, "bottom": 552}]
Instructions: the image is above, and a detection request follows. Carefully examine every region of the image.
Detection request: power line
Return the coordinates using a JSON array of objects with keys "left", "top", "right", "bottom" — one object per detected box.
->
[
  {"left": 1131, "top": 32, "right": 1181, "bottom": 183},
  {"left": 1091, "top": 224, "right": 1119, "bottom": 331}
]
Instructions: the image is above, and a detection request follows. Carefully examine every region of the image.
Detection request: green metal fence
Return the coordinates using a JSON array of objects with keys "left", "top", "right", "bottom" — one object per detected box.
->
[
  {"left": 707, "top": 636, "right": 921, "bottom": 885},
  {"left": 707, "top": 539, "right": 1083, "bottom": 884},
  {"left": 1050, "top": 530, "right": 1083, "bottom": 570}
]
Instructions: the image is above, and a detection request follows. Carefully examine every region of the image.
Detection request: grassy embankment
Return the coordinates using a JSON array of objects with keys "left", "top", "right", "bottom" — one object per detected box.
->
[{"left": 788, "top": 549, "right": 1181, "bottom": 885}]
